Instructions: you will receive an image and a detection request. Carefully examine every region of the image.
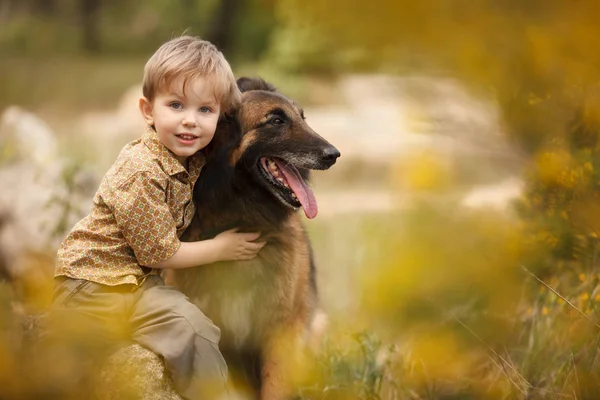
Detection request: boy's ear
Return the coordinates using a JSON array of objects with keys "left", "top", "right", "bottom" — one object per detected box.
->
[{"left": 139, "top": 97, "right": 154, "bottom": 126}]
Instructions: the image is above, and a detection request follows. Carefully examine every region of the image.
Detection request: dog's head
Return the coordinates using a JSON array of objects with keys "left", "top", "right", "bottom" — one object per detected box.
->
[{"left": 204, "top": 77, "right": 340, "bottom": 219}]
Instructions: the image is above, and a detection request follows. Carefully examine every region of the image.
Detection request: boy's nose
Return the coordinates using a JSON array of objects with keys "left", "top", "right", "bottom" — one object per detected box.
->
[{"left": 182, "top": 117, "right": 198, "bottom": 127}]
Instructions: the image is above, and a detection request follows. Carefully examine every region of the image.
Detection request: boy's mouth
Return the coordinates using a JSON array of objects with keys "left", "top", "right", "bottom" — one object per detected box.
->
[{"left": 176, "top": 133, "right": 198, "bottom": 141}]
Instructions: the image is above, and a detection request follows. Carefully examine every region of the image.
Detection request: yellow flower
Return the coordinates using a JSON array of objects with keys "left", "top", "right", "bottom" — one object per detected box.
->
[{"left": 536, "top": 150, "right": 571, "bottom": 185}]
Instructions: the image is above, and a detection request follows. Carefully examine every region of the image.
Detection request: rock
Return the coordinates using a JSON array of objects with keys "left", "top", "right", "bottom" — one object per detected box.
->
[
  {"left": 0, "top": 107, "right": 97, "bottom": 282},
  {"left": 98, "top": 344, "right": 182, "bottom": 400},
  {"left": 0, "top": 106, "right": 58, "bottom": 165}
]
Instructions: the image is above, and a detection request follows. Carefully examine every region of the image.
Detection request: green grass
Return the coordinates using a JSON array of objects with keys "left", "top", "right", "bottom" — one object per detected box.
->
[{"left": 0, "top": 55, "right": 145, "bottom": 114}]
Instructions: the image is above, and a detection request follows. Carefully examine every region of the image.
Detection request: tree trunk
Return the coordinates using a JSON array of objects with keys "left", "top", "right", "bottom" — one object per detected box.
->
[
  {"left": 80, "top": 0, "right": 101, "bottom": 52},
  {"left": 33, "top": 0, "right": 57, "bottom": 15},
  {"left": 206, "top": 0, "right": 241, "bottom": 55},
  {"left": 0, "top": 0, "right": 14, "bottom": 22}
]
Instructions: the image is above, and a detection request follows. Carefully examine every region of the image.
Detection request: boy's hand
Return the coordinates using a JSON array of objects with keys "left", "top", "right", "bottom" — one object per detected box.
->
[{"left": 213, "top": 228, "right": 266, "bottom": 261}]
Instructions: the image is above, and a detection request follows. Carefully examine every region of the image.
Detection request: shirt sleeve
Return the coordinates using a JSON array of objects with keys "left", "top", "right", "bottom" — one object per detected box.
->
[{"left": 103, "top": 172, "right": 181, "bottom": 266}]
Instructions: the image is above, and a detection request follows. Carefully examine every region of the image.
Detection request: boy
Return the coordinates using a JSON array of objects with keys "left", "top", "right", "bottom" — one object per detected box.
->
[{"left": 50, "top": 36, "right": 264, "bottom": 399}]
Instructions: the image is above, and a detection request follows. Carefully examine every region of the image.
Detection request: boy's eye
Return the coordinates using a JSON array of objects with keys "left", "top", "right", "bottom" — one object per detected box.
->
[
  {"left": 199, "top": 106, "right": 212, "bottom": 113},
  {"left": 170, "top": 102, "right": 183, "bottom": 110}
]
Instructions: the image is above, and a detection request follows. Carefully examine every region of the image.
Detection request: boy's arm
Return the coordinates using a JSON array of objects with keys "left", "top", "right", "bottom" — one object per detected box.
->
[
  {"left": 104, "top": 172, "right": 264, "bottom": 270},
  {"left": 149, "top": 229, "right": 265, "bottom": 269}
]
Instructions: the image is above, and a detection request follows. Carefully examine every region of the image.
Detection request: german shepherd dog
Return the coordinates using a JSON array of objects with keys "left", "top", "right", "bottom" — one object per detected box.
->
[{"left": 174, "top": 77, "right": 340, "bottom": 399}]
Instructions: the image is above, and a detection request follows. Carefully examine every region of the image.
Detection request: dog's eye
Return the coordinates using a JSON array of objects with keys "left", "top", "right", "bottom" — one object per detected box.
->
[{"left": 271, "top": 118, "right": 285, "bottom": 125}]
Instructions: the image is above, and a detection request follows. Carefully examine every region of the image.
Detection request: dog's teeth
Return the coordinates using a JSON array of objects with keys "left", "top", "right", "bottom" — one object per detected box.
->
[{"left": 291, "top": 193, "right": 297, "bottom": 199}]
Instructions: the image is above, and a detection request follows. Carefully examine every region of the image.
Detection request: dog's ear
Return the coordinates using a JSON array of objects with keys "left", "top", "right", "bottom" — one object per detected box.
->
[
  {"left": 196, "top": 114, "right": 240, "bottom": 202},
  {"left": 237, "top": 77, "right": 277, "bottom": 93},
  {"left": 202, "top": 113, "right": 241, "bottom": 162}
]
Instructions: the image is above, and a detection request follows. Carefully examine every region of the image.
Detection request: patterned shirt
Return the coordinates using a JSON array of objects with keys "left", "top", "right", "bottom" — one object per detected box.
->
[{"left": 55, "top": 128, "right": 205, "bottom": 286}]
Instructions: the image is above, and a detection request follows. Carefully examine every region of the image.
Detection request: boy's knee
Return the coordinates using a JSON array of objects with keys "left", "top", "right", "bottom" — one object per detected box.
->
[
  {"left": 196, "top": 336, "right": 228, "bottom": 378},
  {"left": 137, "top": 285, "right": 221, "bottom": 344},
  {"left": 157, "top": 318, "right": 228, "bottom": 399},
  {"left": 177, "top": 301, "right": 222, "bottom": 344}
]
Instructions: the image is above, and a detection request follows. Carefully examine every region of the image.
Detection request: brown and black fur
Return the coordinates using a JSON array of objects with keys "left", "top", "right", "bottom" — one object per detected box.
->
[{"left": 175, "top": 77, "right": 340, "bottom": 399}]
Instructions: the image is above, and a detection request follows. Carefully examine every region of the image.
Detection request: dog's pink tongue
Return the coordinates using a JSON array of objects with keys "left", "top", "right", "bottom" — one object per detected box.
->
[{"left": 273, "top": 159, "right": 318, "bottom": 219}]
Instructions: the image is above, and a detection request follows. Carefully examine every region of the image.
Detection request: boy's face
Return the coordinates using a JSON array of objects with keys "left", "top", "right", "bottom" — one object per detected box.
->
[{"left": 139, "top": 76, "right": 221, "bottom": 165}]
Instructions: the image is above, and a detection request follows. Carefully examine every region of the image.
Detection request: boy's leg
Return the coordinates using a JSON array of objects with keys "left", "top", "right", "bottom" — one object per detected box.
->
[
  {"left": 48, "top": 277, "right": 131, "bottom": 346},
  {"left": 40, "top": 277, "right": 131, "bottom": 390},
  {"left": 130, "top": 276, "right": 228, "bottom": 400}
]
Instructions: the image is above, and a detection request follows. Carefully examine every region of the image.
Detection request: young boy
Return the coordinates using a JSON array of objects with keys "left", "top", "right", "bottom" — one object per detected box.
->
[{"left": 50, "top": 36, "right": 264, "bottom": 399}]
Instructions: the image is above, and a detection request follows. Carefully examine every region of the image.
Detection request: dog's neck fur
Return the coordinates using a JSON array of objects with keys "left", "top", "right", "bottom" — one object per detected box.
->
[{"left": 189, "top": 151, "right": 296, "bottom": 240}]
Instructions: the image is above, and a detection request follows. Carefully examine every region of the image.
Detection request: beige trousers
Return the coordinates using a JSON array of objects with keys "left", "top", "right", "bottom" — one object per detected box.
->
[{"left": 48, "top": 275, "right": 228, "bottom": 400}]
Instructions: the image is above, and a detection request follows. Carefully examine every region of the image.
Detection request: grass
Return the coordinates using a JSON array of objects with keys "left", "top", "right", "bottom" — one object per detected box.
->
[
  {"left": 3, "top": 143, "right": 599, "bottom": 399},
  {"left": 1, "top": 179, "right": 600, "bottom": 398},
  {"left": 299, "top": 202, "right": 600, "bottom": 399}
]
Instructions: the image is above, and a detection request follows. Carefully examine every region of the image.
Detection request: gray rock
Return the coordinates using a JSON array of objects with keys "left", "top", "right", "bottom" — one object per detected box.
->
[
  {"left": 0, "top": 107, "right": 97, "bottom": 281},
  {"left": 0, "top": 106, "right": 58, "bottom": 165}
]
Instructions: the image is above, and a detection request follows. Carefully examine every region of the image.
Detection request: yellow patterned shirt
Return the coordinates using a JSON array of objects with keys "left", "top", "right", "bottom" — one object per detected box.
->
[{"left": 55, "top": 129, "right": 205, "bottom": 286}]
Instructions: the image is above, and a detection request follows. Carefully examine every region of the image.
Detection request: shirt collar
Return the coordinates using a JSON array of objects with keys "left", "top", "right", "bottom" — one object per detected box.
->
[{"left": 142, "top": 128, "right": 205, "bottom": 179}]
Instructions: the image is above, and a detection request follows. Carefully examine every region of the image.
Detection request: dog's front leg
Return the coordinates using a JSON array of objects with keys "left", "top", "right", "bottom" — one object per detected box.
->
[
  {"left": 261, "top": 340, "right": 289, "bottom": 400},
  {"left": 260, "top": 323, "right": 305, "bottom": 400}
]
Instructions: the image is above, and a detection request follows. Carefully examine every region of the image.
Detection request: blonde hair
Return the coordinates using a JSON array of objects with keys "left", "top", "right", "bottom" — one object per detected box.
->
[{"left": 142, "top": 35, "right": 240, "bottom": 113}]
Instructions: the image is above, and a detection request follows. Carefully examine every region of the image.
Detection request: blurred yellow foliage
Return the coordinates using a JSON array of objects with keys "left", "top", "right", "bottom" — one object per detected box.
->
[
  {"left": 535, "top": 150, "right": 572, "bottom": 185},
  {"left": 392, "top": 151, "right": 453, "bottom": 192},
  {"left": 404, "top": 332, "right": 479, "bottom": 384}
]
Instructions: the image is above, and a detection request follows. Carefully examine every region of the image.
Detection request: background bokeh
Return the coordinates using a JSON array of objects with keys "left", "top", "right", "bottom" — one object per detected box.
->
[{"left": 2, "top": 0, "right": 600, "bottom": 398}]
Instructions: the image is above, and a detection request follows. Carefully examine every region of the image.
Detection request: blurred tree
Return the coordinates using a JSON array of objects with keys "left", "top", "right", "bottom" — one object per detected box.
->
[
  {"left": 33, "top": 0, "right": 57, "bottom": 15},
  {"left": 0, "top": 0, "right": 12, "bottom": 22},
  {"left": 206, "top": 0, "right": 241, "bottom": 54},
  {"left": 79, "top": 0, "right": 101, "bottom": 52},
  {"left": 0, "top": 0, "right": 279, "bottom": 59},
  {"left": 271, "top": 0, "right": 600, "bottom": 270}
]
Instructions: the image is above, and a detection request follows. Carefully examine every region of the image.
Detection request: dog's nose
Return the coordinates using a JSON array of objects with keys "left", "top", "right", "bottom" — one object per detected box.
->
[{"left": 322, "top": 146, "right": 341, "bottom": 164}]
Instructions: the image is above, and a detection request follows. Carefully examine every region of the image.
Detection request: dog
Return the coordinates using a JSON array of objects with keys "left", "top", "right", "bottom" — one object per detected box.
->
[{"left": 174, "top": 77, "right": 340, "bottom": 399}]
